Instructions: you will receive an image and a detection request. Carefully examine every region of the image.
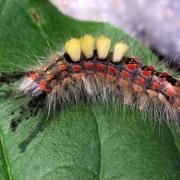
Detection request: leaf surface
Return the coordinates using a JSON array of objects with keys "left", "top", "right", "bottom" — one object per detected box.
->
[{"left": 0, "top": 0, "right": 179, "bottom": 179}]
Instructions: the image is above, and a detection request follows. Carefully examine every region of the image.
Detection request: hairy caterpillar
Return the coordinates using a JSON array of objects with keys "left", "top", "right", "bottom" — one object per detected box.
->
[{"left": 0, "top": 34, "right": 180, "bottom": 132}]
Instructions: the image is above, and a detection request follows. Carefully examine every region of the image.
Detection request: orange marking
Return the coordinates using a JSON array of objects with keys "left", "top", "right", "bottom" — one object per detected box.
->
[
  {"left": 59, "top": 65, "right": 66, "bottom": 71},
  {"left": 96, "top": 72, "right": 105, "bottom": 78},
  {"left": 147, "top": 90, "right": 158, "bottom": 97},
  {"left": 107, "top": 66, "right": 116, "bottom": 74},
  {"left": 118, "top": 78, "right": 129, "bottom": 87},
  {"left": 120, "top": 70, "right": 130, "bottom": 79},
  {"left": 96, "top": 63, "right": 105, "bottom": 71},
  {"left": 38, "top": 81, "right": 51, "bottom": 93},
  {"left": 38, "top": 81, "right": 46, "bottom": 89},
  {"left": 106, "top": 75, "right": 116, "bottom": 81},
  {"left": 47, "top": 74, "right": 54, "bottom": 80},
  {"left": 136, "top": 76, "right": 145, "bottom": 85},
  {"left": 133, "top": 84, "right": 143, "bottom": 93},
  {"left": 164, "top": 88, "right": 175, "bottom": 97},
  {"left": 151, "top": 82, "right": 160, "bottom": 90}
]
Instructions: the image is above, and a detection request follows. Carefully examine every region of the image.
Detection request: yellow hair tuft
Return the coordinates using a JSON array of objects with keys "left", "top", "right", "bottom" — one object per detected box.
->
[
  {"left": 80, "top": 35, "right": 95, "bottom": 59},
  {"left": 96, "top": 35, "right": 111, "bottom": 59},
  {"left": 65, "top": 38, "right": 81, "bottom": 62},
  {"left": 112, "top": 42, "right": 128, "bottom": 62}
]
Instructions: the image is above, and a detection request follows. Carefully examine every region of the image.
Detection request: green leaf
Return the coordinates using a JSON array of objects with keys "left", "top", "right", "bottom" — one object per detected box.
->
[{"left": 0, "top": 0, "right": 179, "bottom": 179}]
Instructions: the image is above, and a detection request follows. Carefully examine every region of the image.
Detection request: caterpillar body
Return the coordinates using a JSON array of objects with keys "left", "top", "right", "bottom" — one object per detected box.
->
[{"left": 1, "top": 35, "right": 180, "bottom": 131}]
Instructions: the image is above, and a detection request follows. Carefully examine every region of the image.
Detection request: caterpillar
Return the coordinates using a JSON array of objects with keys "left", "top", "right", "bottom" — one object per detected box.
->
[{"left": 1, "top": 34, "right": 180, "bottom": 131}]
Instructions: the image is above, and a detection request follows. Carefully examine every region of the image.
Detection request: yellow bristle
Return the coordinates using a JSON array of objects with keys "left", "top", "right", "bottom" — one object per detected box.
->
[
  {"left": 112, "top": 42, "right": 128, "bottom": 62},
  {"left": 80, "top": 35, "right": 95, "bottom": 59},
  {"left": 64, "top": 38, "right": 81, "bottom": 62},
  {"left": 96, "top": 35, "right": 111, "bottom": 59}
]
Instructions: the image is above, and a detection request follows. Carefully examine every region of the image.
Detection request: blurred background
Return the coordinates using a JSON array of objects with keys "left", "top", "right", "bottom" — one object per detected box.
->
[{"left": 51, "top": 0, "right": 180, "bottom": 68}]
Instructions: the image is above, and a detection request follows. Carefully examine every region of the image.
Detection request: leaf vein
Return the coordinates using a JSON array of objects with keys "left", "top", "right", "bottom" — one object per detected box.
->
[
  {"left": 0, "top": 135, "right": 13, "bottom": 180},
  {"left": 90, "top": 107, "right": 102, "bottom": 180}
]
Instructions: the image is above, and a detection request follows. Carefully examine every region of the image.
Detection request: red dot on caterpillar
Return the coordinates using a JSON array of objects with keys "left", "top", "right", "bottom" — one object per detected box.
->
[
  {"left": 96, "top": 63, "right": 105, "bottom": 71},
  {"left": 136, "top": 76, "right": 145, "bottom": 85},
  {"left": 151, "top": 82, "right": 160, "bottom": 90},
  {"left": 38, "top": 81, "right": 51, "bottom": 93},
  {"left": 72, "top": 65, "right": 81, "bottom": 72},
  {"left": 59, "top": 65, "right": 67, "bottom": 71},
  {"left": 107, "top": 66, "right": 116, "bottom": 74},
  {"left": 84, "top": 62, "right": 94, "bottom": 70},
  {"left": 120, "top": 70, "right": 130, "bottom": 79},
  {"left": 126, "top": 64, "right": 137, "bottom": 72},
  {"left": 141, "top": 70, "right": 151, "bottom": 77}
]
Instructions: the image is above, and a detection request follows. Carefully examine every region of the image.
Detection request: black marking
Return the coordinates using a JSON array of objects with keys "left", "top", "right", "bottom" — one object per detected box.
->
[
  {"left": 166, "top": 76, "right": 177, "bottom": 86},
  {"left": 63, "top": 53, "right": 76, "bottom": 64},
  {"left": 0, "top": 72, "right": 26, "bottom": 85},
  {"left": 10, "top": 93, "right": 47, "bottom": 131}
]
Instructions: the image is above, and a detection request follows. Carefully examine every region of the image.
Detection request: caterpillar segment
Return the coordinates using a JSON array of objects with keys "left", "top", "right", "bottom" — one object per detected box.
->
[{"left": 4, "top": 34, "right": 179, "bottom": 131}]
